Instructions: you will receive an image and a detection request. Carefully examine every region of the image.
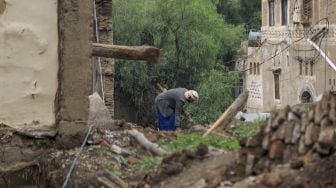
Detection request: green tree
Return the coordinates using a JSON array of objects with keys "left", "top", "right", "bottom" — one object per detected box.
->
[
  {"left": 113, "top": 0, "right": 245, "bottom": 126},
  {"left": 150, "top": 0, "right": 228, "bottom": 87},
  {"left": 187, "top": 67, "right": 239, "bottom": 124},
  {"left": 239, "top": 0, "right": 261, "bottom": 32}
]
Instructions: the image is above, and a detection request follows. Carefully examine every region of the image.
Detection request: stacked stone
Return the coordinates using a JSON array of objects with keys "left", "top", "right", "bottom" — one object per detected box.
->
[{"left": 235, "top": 93, "right": 336, "bottom": 176}]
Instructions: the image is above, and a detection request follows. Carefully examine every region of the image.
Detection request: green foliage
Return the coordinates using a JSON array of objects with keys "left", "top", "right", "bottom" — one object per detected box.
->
[
  {"left": 186, "top": 67, "right": 239, "bottom": 124},
  {"left": 232, "top": 118, "right": 266, "bottom": 140},
  {"left": 238, "top": 0, "right": 261, "bottom": 31},
  {"left": 105, "top": 162, "right": 123, "bottom": 177},
  {"left": 133, "top": 156, "right": 162, "bottom": 172},
  {"left": 217, "top": 0, "right": 261, "bottom": 33},
  {"left": 112, "top": 0, "right": 250, "bottom": 125},
  {"left": 157, "top": 133, "right": 240, "bottom": 152}
]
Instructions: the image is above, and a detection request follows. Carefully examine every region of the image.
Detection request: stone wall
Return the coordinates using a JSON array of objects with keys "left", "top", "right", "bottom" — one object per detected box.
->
[{"left": 236, "top": 93, "right": 336, "bottom": 176}]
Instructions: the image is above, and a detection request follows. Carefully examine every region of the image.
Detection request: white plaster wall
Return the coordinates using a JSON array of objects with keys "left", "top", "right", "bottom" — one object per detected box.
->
[{"left": 0, "top": 0, "right": 58, "bottom": 128}]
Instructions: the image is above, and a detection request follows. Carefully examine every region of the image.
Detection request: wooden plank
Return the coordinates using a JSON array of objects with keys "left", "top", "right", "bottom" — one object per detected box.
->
[
  {"left": 92, "top": 43, "right": 162, "bottom": 63},
  {"left": 203, "top": 91, "right": 249, "bottom": 137}
]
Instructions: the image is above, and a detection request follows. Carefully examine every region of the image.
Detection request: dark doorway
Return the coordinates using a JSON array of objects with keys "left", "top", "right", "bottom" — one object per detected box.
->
[{"left": 301, "top": 91, "right": 312, "bottom": 103}]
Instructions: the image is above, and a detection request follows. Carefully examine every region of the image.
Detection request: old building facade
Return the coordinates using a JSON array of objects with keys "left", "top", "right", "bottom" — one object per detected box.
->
[{"left": 241, "top": 0, "right": 336, "bottom": 112}]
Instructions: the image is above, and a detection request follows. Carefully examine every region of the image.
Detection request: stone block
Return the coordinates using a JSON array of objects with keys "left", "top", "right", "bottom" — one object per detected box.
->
[
  {"left": 56, "top": 121, "right": 88, "bottom": 149},
  {"left": 283, "top": 145, "right": 297, "bottom": 162},
  {"left": 291, "top": 123, "right": 302, "bottom": 144},
  {"left": 290, "top": 158, "right": 304, "bottom": 169},
  {"left": 245, "top": 154, "right": 255, "bottom": 175},
  {"left": 304, "top": 123, "right": 319, "bottom": 147},
  {"left": 298, "top": 136, "right": 308, "bottom": 155},
  {"left": 271, "top": 124, "right": 286, "bottom": 141},
  {"left": 260, "top": 172, "right": 283, "bottom": 187},
  {"left": 262, "top": 134, "right": 270, "bottom": 150},
  {"left": 284, "top": 122, "right": 294, "bottom": 144},
  {"left": 288, "top": 112, "right": 300, "bottom": 122},
  {"left": 269, "top": 141, "right": 285, "bottom": 159},
  {"left": 316, "top": 127, "right": 336, "bottom": 155},
  {"left": 2, "top": 146, "right": 23, "bottom": 163}
]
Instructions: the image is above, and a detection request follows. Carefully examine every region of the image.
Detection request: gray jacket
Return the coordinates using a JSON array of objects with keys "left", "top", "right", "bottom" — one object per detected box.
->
[{"left": 155, "top": 88, "right": 187, "bottom": 127}]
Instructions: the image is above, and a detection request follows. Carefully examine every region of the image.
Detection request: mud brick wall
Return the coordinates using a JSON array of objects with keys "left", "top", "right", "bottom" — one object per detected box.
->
[
  {"left": 95, "top": 0, "right": 115, "bottom": 116},
  {"left": 235, "top": 93, "right": 336, "bottom": 176}
]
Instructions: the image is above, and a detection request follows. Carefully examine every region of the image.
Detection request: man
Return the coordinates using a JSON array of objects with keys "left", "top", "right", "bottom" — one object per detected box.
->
[{"left": 155, "top": 88, "right": 199, "bottom": 130}]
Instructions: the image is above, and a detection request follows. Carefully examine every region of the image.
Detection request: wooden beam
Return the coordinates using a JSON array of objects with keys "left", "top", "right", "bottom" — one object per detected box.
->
[
  {"left": 203, "top": 91, "right": 249, "bottom": 137},
  {"left": 92, "top": 43, "right": 162, "bottom": 63},
  {"left": 128, "top": 129, "right": 167, "bottom": 156}
]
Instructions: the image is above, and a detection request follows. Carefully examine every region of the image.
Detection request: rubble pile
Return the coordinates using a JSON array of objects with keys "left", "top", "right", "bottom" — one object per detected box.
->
[
  {"left": 234, "top": 93, "right": 336, "bottom": 177},
  {"left": 142, "top": 93, "right": 336, "bottom": 188}
]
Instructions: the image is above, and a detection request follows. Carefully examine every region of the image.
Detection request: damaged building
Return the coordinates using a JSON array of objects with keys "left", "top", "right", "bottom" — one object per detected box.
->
[
  {"left": 237, "top": 0, "right": 336, "bottom": 112},
  {"left": 0, "top": 0, "right": 159, "bottom": 145}
]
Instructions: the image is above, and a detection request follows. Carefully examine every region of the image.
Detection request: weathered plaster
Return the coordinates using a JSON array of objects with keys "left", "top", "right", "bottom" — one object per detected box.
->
[{"left": 0, "top": 0, "right": 58, "bottom": 129}]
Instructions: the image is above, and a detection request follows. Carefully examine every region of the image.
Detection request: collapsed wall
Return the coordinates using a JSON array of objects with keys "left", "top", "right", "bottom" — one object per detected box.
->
[
  {"left": 236, "top": 93, "right": 336, "bottom": 176},
  {"left": 226, "top": 93, "right": 336, "bottom": 187}
]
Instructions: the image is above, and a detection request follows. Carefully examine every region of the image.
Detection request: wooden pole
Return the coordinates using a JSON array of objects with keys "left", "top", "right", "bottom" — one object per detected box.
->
[
  {"left": 128, "top": 129, "right": 167, "bottom": 156},
  {"left": 92, "top": 43, "right": 162, "bottom": 63},
  {"left": 203, "top": 91, "right": 249, "bottom": 137}
]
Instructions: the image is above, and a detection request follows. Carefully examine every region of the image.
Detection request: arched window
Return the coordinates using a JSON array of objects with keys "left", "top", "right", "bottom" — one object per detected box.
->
[
  {"left": 301, "top": 91, "right": 312, "bottom": 103},
  {"left": 274, "top": 73, "right": 280, "bottom": 99},
  {"left": 310, "top": 63, "right": 314, "bottom": 76},
  {"left": 299, "top": 62, "right": 303, "bottom": 75}
]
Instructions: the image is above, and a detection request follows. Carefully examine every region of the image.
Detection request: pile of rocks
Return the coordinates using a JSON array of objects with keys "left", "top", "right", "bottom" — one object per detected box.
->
[{"left": 235, "top": 93, "right": 336, "bottom": 176}]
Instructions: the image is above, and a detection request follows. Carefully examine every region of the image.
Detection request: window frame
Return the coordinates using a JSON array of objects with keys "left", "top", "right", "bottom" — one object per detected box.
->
[
  {"left": 281, "top": 0, "right": 288, "bottom": 25},
  {"left": 269, "top": 0, "right": 275, "bottom": 26},
  {"left": 274, "top": 72, "right": 280, "bottom": 100}
]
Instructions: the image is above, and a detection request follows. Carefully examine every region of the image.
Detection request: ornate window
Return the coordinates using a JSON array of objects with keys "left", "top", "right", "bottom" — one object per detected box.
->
[
  {"left": 293, "top": 0, "right": 313, "bottom": 24},
  {"left": 302, "top": 0, "right": 313, "bottom": 23}
]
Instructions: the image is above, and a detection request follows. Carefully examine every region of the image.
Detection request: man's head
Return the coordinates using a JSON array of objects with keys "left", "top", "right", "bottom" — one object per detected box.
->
[{"left": 184, "top": 90, "right": 199, "bottom": 102}]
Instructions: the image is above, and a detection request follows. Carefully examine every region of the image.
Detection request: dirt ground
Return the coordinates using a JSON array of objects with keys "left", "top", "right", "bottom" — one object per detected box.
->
[{"left": 1, "top": 94, "right": 336, "bottom": 188}]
